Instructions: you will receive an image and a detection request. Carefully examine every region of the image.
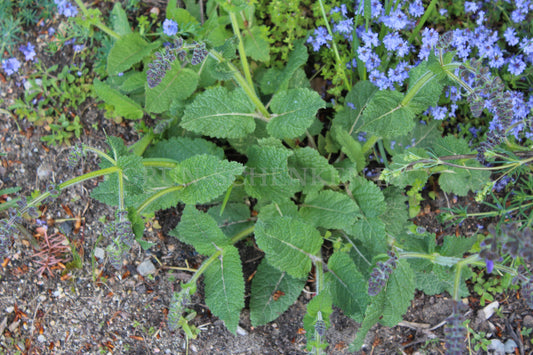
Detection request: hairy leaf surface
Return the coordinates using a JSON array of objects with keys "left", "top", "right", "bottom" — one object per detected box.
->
[
  {"left": 250, "top": 259, "right": 306, "bottom": 326},
  {"left": 360, "top": 90, "right": 415, "bottom": 138},
  {"left": 204, "top": 246, "right": 244, "bottom": 334},
  {"left": 288, "top": 147, "right": 340, "bottom": 194},
  {"left": 93, "top": 79, "right": 144, "bottom": 119},
  {"left": 107, "top": 33, "right": 159, "bottom": 75},
  {"left": 170, "top": 155, "right": 244, "bottom": 204},
  {"left": 326, "top": 252, "right": 369, "bottom": 322},
  {"left": 244, "top": 145, "right": 299, "bottom": 202},
  {"left": 144, "top": 137, "right": 224, "bottom": 162},
  {"left": 267, "top": 88, "right": 325, "bottom": 139},
  {"left": 259, "top": 40, "right": 308, "bottom": 95},
  {"left": 181, "top": 87, "right": 256, "bottom": 138},
  {"left": 171, "top": 205, "right": 230, "bottom": 255},
  {"left": 254, "top": 216, "right": 322, "bottom": 278},
  {"left": 299, "top": 190, "right": 360, "bottom": 230}
]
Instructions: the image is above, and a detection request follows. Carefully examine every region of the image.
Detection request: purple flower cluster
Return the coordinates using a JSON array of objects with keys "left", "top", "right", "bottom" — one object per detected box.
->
[
  {"left": 368, "top": 251, "right": 398, "bottom": 296},
  {"left": 444, "top": 302, "right": 467, "bottom": 355},
  {"left": 54, "top": 0, "right": 78, "bottom": 17}
]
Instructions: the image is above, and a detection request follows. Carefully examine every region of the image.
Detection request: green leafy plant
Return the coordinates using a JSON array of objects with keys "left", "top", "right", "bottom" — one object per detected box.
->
[{"left": 2, "top": 0, "right": 533, "bottom": 354}]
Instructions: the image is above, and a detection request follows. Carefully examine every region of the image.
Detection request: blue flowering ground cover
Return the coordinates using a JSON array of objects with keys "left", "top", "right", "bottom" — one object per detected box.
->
[{"left": 0, "top": 0, "right": 532, "bottom": 354}]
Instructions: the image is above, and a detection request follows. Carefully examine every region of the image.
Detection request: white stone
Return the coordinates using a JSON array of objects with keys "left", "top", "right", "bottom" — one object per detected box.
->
[
  {"left": 481, "top": 301, "right": 499, "bottom": 320},
  {"left": 137, "top": 260, "right": 156, "bottom": 276}
]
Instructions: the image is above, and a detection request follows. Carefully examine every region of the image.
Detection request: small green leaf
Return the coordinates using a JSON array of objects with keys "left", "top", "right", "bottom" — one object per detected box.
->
[
  {"left": 145, "top": 66, "right": 199, "bottom": 113},
  {"left": 326, "top": 252, "right": 369, "bottom": 322},
  {"left": 204, "top": 246, "right": 244, "bottom": 334},
  {"left": 331, "top": 125, "right": 366, "bottom": 171},
  {"left": 267, "top": 88, "right": 325, "bottom": 139},
  {"left": 404, "top": 61, "right": 445, "bottom": 115},
  {"left": 250, "top": 259, "right": 306, "bottom": 326},
  {"left": 254, "top": 216, "right": 322, "bottom": 278},
  {"left": 181, "top": 87, "right": 256, "bottom": 138},
  {"left": 93, "top": 79, "right": 144, "bottom": 119},
  {"left": 170, "top": 205, "right": 230, "bottom": 255},
  {"left": 350, "top": 292, "right": 385, "bottom": 351},
  {"left": 299, "top": 190, "right": 360, "bottom": 230},
  {"left": 110, "top": 3, "right": 132, "bottom": 36},
  {"left": 170, "top": 155, "right": 244, "bottom": 204},
  {"left": 382, "top": 187, "right": 409, "bottom": 236},
  {"left": 107, "top": 33, "right": 160, "bottom": 75},
  {"left": 439, "top": 235, "right": 476, "bottom": 257}
]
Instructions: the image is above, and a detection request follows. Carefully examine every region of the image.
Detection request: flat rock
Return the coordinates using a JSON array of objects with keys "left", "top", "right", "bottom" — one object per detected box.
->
[{"left": 137, "top": 259, "right": 156, "bottom": 276}]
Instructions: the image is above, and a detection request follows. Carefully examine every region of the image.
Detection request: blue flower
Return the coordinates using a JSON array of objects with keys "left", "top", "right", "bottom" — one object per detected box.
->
[
  {"left": 307, "top": 26, "right": 332, "bottom": 52},
  {"left": 439, "top": 8, "right": 448, "bottom": 16},
  {"left": 2, "top": 58, "right": 21, "bottom": 76},
  {"left": 408, "top": 0, "right": 424, "bottom": 17},
  {"left": 54, "top": 0, "right": 78, "bottom": 17},
  {"left": 369, "top": 69, "right": 391, "bottom": 90},
  {"left": 381, "top": 8, "right": 410, "bottom": 30},
  {"left": 464, "top": 1, "right": 480, "bottom": 13},
  {"left": 19, "top": 42, "right": 36, "bottom": 61},
  {"left": 360, "top": 28, "right": 379, "bottom": 47},
  {"left": 163, "top": 19, "right": 178, "bottom": 36},
  {"left": 388, "top": 61, "right": 410, "bottom": 84},
  {"left": 429, "top": 106, "right": 448, "bottom": 120},
  {"left": 73, "top": 44, "right": 84, "bottom": 52},
  {"left": 504, "top": 28, "right": 519, "bottom": 46},
  {"left": 333, "top": 18, "right": 353, "bottom": 36},
  {"left": 508, "top": 55, "right": 526, "bottom": 76},
  {"left": 485, "top": 259, "right": 494, "bottom": 273}
]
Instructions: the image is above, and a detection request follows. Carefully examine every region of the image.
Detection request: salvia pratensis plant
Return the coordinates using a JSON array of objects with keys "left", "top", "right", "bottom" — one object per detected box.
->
[{"left": 2, "top": 0, "right": 533, "bottom": 353}]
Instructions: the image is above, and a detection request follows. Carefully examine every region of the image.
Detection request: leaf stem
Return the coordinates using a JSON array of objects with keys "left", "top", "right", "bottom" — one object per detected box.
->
[
  {"left": 186, "top": 225, "right": 255, "bottom": 286},
  {"left": 229, "top": 11, "right": 255, "bottom": 91},
  {"left": 317, "top": 0, "right": 351, "bottom": 90},
  {"left": 208, "top": 50, "right": 271, "bottom": 119}
]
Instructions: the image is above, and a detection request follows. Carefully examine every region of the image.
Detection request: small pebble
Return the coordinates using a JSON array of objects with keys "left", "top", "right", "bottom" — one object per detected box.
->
[
  {"left": 481, "top": 301, "right": 499, "bottom": 320},
  {"left": 137, "top": 259, "right": 156, "bottom": 276},
  {"left": 504, "top": 339, "right": 517, "bottom": 353},
  {"left": 94, "top": 247, "right": 105, "bottom": 261},
  {"left": 236, "top": 325, "right": 248, "bottom": 336},
  {"left": 523, "top": 315, "right": 533, "bottom": 328},
  {"left": 488, "top": 339, "right": 505, "bottom": 355},
  {"left": 37, "top": 335, "right": 46, "bottom": 343}
]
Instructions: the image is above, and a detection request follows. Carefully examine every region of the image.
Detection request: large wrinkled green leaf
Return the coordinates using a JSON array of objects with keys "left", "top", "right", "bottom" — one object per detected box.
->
[
  {"left": 267, "top": 88, "right": 325, "bottom": 139},
  {"left": 170, "top": 155, "right": 244, "bottom": 204},
  {"left": 254, "top": 216, "right": 322, "bottom": 278},
  {"left": 250, "top": 259, "right": 306, "bottom": 326},
  {"left": 204, "top": 246, "right": 244, "bottom": 334},
  {"left": 180, "top": 87, "right": 256, "bottom": 138}
]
